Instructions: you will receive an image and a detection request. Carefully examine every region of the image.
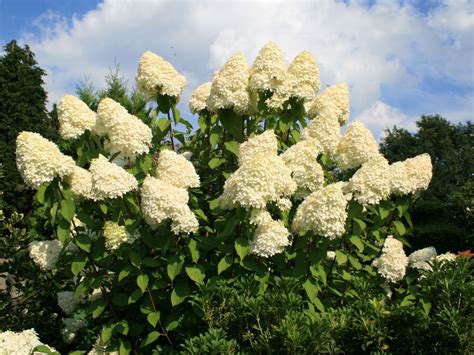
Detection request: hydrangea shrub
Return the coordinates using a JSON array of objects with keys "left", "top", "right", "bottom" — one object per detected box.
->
[{"left": 7, "top": 42, "right": 447, "bottom": 353}]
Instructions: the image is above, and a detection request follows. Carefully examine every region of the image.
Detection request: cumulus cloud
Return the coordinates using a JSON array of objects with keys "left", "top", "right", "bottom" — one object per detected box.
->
[{"left": 19, "top": 0, "right": 473, "bottom": 137}]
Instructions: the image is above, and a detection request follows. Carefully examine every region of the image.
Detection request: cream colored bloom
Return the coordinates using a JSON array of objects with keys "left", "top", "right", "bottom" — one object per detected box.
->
[
  {"left": 57, "top": 291, "right": 83, "bottom": 315},
  {"left": 103, "top": 222, "right": 137, "bottom": 250},
  {"left": 267, "top": 51, "right": 320, "bottom": 109},
  {"left": 141, "top": 176, "right": 198, "bottom": 234},
  {"left": 434, "top": 252, "right": 457, "bottom": 263},
  {"left": 220, "top": 130, "right": 296, "bottom": 209},
  {"left": 307, "top": 83, "right": 349, "bottom": 124},
  {"left": 66, "top": 166, "right": 93, "bottom": 199},
  {"left": 136, "top": 51, "right": 186, "bottom": 99},
  {"left": 238, "top": 129, "right": 278, "bottom": 165},
  {"left": 207, "top": 53, "right": 251, "bottom": 114},
  {"left": 0, "top": 329, "right": 56, "bottom": 355},
  {"left": 57, "top": 95, "right": 97, "bottom": 139},
  {"left": 189, "top": 82, "right": 212, "bottom": 114},
  {"left": 249, "top": 42, "right": 286, "bottom": 93},
  {"left": 349, "top": 156, "right": 391, "bottom": 205},
  {"left": 301, "top": 109, "right": 341, "bottom": 155},
  {"left": 28, "top": 240, "right": 63, "bottom": 270},
  {"left": 282, "top": 139, "right": 324, "bottom": 193},
  {"left": 390, "top": 154, "right": 433, "bottom": 195},
  {"left": 408, "top": 246, "right": 437, "bottom": 272},
  {"left": 336, "top": 121, "right": 380, "bottom": 170},
  {"left": 97, "top": 98, "right": 152, "bottom": 157},
  {"left": 292, "top": 182, "right": 350, "bottom": 239},
  {"left": 89, "top": 155, "right": 138, "bottom": 200},
  {"left": 16, "top": 131, "right": 75, "bottom": 189},
  {"left": 372, "top": 236, "right": 408, "bottom": 283},
  {"left": 249, "top": 210, "right": 290, "bottom": 257},
  {"left": 156, "top": 150, "right": 200, "bottom": 189}
]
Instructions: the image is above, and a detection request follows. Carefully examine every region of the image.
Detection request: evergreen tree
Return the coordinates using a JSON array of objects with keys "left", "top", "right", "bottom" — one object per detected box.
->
[
  {"left": 0, "top": 40, "right": 58, "bottom": 212},
  {"left": 381, "top": 115, "right": 473, "bottom": 252}
]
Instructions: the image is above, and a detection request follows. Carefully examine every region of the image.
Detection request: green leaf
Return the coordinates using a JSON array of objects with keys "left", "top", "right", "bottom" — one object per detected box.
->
[
  {"left": 60, "top": 199, "right": 76, "bottom": 222},
  {"left": 118, "top": 265, "right": 133, "bottom": 282},
  {"left": 217, "top": 255, "right": 233, "bottom": 274},
  {"left": 193, "top": 208, "right": 209, "bottom": 223},
  {"left": 98, "top": 203, "right": 108, "bottom": 214},
  {"left": 91, "top": 298, "right": 107, "bottom": 318},
  {"left": 101, "top": 325, "right": 114, "bottom": 343},
  {"left": 57, "top": 220, "right": 70, "bottom": 244},
  {"left": 378, "top": 206, "right": 390, "bottom": 220},
  {"left": 235, "top": 238, "right": 250, "bottom": 261},
  {"left": 128, "top": 288, "right": 143, "bottom": 304},
  {"left": 303, "top": 279, "right": 319, "bottom": 303},
  {"left": 421, "top": 299, "right": 432, "bottom": 316},
  {"left": 401, "top": 294, "right": 416, "bottom": 307},
  {"left": 219, "top": 109, "right": 243, "bottom": 142},
  {"left": 342, "top": 270, "right": 351, "bottom": 280},
  {"left": 75, "top": 233, "right": 91, "bottom": 252},
  {"left": 224, "top": 141, "right": 239, "bottom": 156},
  {"left": 137, "top": 274, "right": 149, "bottom": 293},
  {"left": 187, "top": 239, "right": 200, "bottom": 263},
  {"left": 71, "top": 254, "right": 87, "bottom": 276},
  {"left": 210, "top": 125, "right": 223, "bottom": 146},
  {"left": 171, "top": 280, "right": 190, "bottom": 306},
  {"left": 32, "top": 345, "right": 56, "bottom": 354},
  {"left": 157, "top": 117, "right": 171, "bottom": 132},
  {"left": 36, "top": 185, "right": 47, "bottom": 205},
  {"left": 335, "top": 250, "right": 348, "bottom": 265},
  {"left": 141, "top": 331, "right": 160, "bottom": 347},
  {"left": 119, "top": 339, "right": 132, "bottom": 355},
  {"left": 167, "top": 255, "right": 184, "bottom": 282},
  {"left": 185, "top": 265, "right": 205, "bottom": 284},
  {"left": 208, "top": 157, "right": 224, "bottom": 169},
  {"left": 348, "top": 255, "right": 362, "bottom": 270},
  {"left": 393, "top": 220, "right": 406, "bottom": 236},
  {"left": 129, "top": 251, "right": 141, "bottom": 268},
  {"left": 349, "top": 235, "right": 364, "bottom": 252},
  {"left": 353, "top": 218, "right": 367, "bottom": 232},
  {"left": 312, "top": 296, "right": 325, "bottom": 313},
  {"left": 147, "top": 311, "right": 161, "bottom": 327},
  {"left": 139, "top": 155, "right": 153, "bottom": 174}
]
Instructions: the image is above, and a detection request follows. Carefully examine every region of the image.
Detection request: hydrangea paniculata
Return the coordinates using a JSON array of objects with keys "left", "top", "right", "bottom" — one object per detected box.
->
[
  {"left": 372, "top": 236, "right": 408, "bottom": 283},
  {"left": 57, "top": 95, "right": 98, "bottom": 139}
]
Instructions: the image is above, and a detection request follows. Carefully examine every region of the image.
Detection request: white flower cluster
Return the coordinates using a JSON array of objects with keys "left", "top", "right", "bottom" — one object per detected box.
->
[
  {"left": 281, "top": 139, "right": 324, "bottom": 194},
  {"left": 292, "top": 182, "right": 350, "bottom": 239},
  {"left": 207, "top": 53, "right": 251, "bottom": 115},
  {"left": 103, "top": 222, "right": 138, "bottom": 251},
  {"left": 57, "top": 291, "right": 83, "bottom": 315},
  {"left": 88, "top": 336, "right": 118, "bottom": 355},
  {"left": 390, "top": 154, "right": 433, "bottom": 195},
  {"left": 348, "top": 156, "right": 391, "bottom": 205},
  {"left": 156, "top": 150, "right": 200, "bottom": 189},
  {"left": 267, "top": 51, "right": 320, "bottom": 109},
  {"left": 141, "top": 176, "right": 199, "bottom": 234},
  {"left": 136, "top": 51, "right": 186, "bottom": 99},
  {"left": 307, "top": 83, "right": 350, "bottom": 124},
  {"left": 408, "top": 246, "right": 438, "bottom": 272},
  {"left": 189, "top": 82, "right": 212, "bottom": 114},
  {"left": 57, "top": 95, "right": 98, "bottom": 139},
  {"left": 336, "top": 121, "right": 380, "bottom": 170},
  {"left": 61, "top": 318, "right": 87, "bottom": 343},
  {"left": 28, "top": 240, "right": 63, "bottom": 270},
  {"left": 0, "top": 329, "right": 56, "bottom": 355},
  {"left": 16, "top": 131, "right": 75, "bottom": 189},
  {"left": 66, "top": 166, "right": 93, "bottom": 199},
  {"left": 301, "top": 109, "right": 341, "bottom": 155},
  {"left": 219, "top": 130, "right": 296, "bottom": 209},
  {"left": 97, "top": 98, "right": 152, "bottom": 158},
  {"left": 435, "top": 252, "right": 457, "bottom": 263},
  {"left": 249, "top": 210, "right": 290, "bottom": 258},
  {"left": 89, "top": 155, "right": 138, "bottom": 200},
  {"left": 372, "top": 236, "right": 408, "bottom": 283},
  {"left": 249, "top": 42, "right": 286, "bottom": 94}
]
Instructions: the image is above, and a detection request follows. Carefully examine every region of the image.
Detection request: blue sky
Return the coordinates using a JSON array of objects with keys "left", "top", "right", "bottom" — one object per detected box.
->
[{"left": 1, "top": 0, "right": 472, "bottom": 138}]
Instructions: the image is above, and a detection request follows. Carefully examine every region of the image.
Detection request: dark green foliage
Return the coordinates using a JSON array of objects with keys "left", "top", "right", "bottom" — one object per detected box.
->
[
  {"left": 0, "top": 40, "right": 58, "bottom": 213},
  {"left": 381, "top": 115, "right": 474, "bottom": 252}
]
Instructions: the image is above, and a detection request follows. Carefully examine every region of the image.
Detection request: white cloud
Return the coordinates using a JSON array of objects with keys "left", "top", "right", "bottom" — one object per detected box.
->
[
  {"left": 19, "top": 0, "right": 473, "bottom": 137},
  {"left": 354, "top": 100, "right": 417, "bottom": 140}
]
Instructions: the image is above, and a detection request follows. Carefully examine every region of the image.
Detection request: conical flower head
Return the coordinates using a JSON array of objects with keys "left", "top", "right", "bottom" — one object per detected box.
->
[
  {"left": 57, "top": 95, "right": 97, "bottom": 139},
  {"left": 307, "top": 83, "right": 349, "bottom": 124},
  {"left": 189, "top": 82, "right": 212, "bottom": 114},
  {"left": 136, "top": 51, "right": 186, "bottom": 99},
  {"left": 207, "top": 53, "right": 251, "bottom": 115},
  {"left": 249, "top": 42, "right": 286, "bottom": 93}
]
